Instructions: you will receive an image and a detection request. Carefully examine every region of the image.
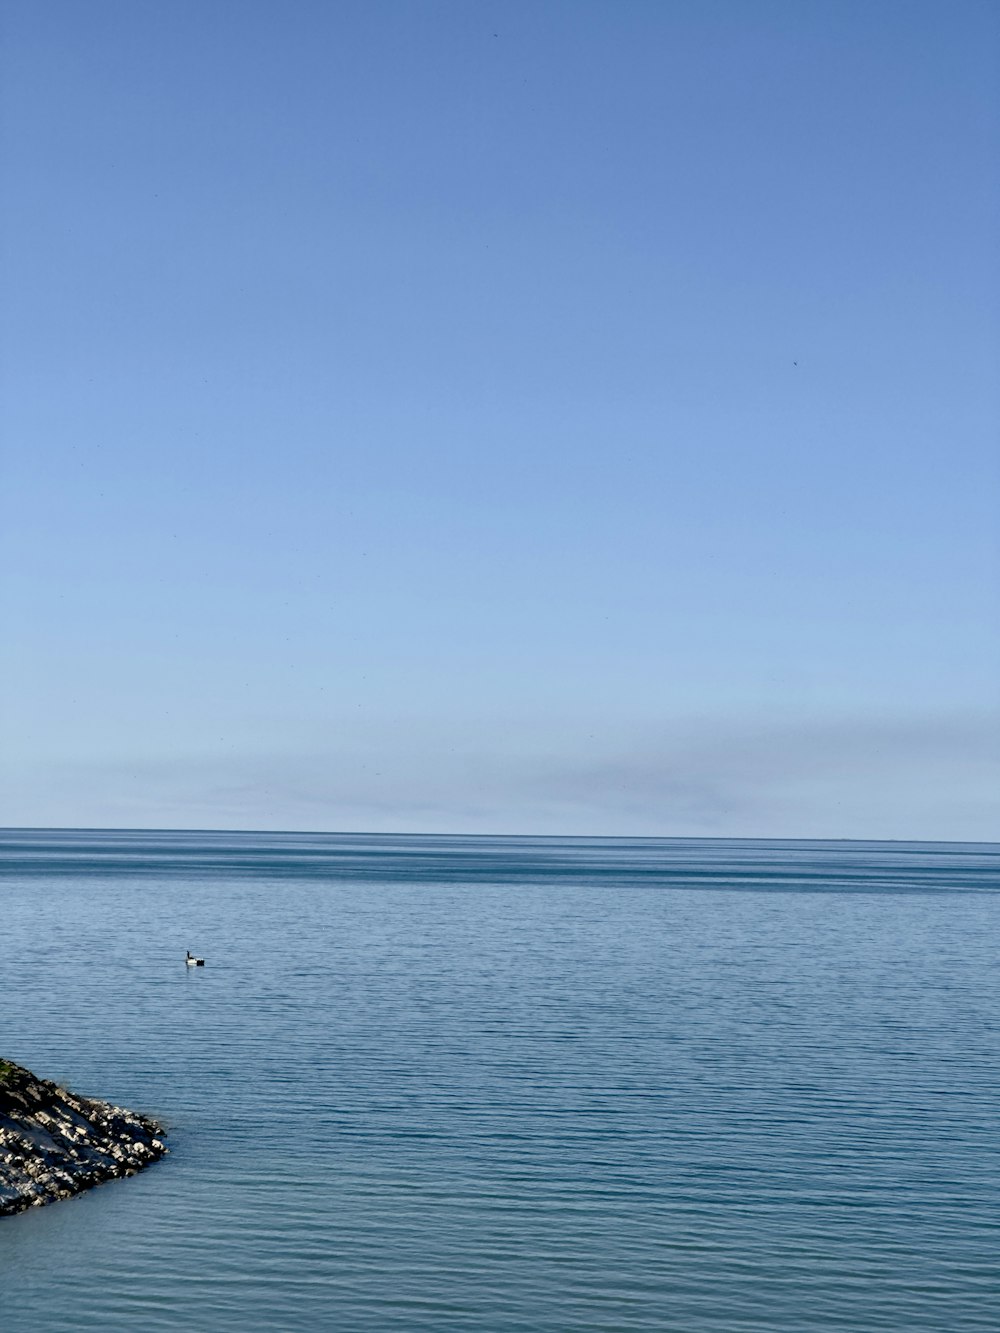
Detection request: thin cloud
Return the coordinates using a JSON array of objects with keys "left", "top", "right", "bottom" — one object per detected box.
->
[{"left": 4, "top": 710, "right": 996, "bottom": 840}]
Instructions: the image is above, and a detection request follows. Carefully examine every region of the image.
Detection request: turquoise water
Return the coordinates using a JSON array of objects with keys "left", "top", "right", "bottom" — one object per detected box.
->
[{"left": 1, "top": 830, "right": 998, "bottom": 1331}]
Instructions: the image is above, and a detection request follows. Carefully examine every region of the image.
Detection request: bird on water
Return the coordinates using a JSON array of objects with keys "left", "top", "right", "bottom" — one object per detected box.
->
[{"left": 185, "top": 951, "right": 205, "bottom": 967}]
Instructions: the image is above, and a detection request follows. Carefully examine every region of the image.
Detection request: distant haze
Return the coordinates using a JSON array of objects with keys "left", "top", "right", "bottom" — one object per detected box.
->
[{"left": 2, "top": 1, "right": 998, "bottom": 839}]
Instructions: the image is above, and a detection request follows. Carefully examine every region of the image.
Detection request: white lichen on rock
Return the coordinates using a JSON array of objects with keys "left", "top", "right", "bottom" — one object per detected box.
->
[{"left": 0, "top": 1059, "right": 167, "bottom": 1217}]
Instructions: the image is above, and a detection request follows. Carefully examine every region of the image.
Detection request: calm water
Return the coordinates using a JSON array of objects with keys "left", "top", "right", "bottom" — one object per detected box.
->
[{"left": 1, "top": 830, "right": 998, "bottom": 1331}]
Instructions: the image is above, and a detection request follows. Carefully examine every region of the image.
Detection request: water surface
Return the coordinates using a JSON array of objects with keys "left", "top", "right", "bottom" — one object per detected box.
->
[{"left": 1, "top": 831, "right": 998, "bottom": 1331}]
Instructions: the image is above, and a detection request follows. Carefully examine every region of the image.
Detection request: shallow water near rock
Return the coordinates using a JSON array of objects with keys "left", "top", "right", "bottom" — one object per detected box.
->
[{"left": 1, "top": 830, "right": 998, "bottom": 1331}]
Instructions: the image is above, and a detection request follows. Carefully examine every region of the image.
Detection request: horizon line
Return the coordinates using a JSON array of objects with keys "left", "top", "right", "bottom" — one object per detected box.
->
[{"left": 1, "top": 825, "right": 997, "bottom": 848}]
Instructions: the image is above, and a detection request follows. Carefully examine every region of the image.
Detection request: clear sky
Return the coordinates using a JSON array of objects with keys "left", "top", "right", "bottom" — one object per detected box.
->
[{"left": 2, "top": 0, "right": 997, "bottom": 839}]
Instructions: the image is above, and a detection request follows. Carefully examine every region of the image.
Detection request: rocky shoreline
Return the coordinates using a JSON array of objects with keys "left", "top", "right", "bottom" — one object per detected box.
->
[{"left": 0, "top": 1059, "right": 167, "bottom": 1217}]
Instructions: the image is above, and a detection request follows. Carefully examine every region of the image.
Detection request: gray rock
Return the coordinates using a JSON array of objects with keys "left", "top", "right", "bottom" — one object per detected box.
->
[{"left": 0, "top": 1059, "right": 167, "bottom": 1217}]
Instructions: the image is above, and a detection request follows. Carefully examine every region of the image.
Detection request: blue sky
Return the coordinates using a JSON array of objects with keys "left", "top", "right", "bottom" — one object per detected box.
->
[{"left": 2, "top": 0, "right": 997, "bottom": 838}]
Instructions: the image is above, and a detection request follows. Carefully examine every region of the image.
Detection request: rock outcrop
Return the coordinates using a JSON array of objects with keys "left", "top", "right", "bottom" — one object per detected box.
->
[{"left": 0, "top": 1059, "right": 167, "bottom": 1217}]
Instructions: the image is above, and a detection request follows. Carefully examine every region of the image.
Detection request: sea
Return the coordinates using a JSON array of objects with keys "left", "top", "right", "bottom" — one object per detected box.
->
[{"left": 1, "top": 830, "right": 998, "bottom": 1332}]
